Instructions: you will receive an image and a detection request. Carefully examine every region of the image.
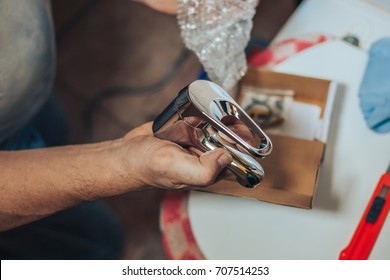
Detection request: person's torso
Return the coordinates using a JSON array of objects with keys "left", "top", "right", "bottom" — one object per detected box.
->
[{"left": 0, "top": 0, "right": 55, "bottom": 143}]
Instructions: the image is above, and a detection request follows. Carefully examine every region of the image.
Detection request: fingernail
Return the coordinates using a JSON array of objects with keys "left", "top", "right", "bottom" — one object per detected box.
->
[{"left": 217, "top": 153, "right": 233, "bottom": 167}]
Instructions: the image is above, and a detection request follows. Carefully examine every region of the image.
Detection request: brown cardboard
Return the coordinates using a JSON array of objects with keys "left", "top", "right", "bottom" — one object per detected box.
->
[
  {"left": 201, "top": 68, "right": 334, "bottom": 209},
  {"left": 239, "top": 68, "right": 331, "bottom": 117}
]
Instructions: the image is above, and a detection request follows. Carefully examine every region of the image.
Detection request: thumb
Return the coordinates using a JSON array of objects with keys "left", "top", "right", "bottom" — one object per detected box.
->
[
  {"left": 200, "top": 148, "right": 233, "bottom": 171},
  {"left": 192, "top": 149, "right": 233, "bottom": 186},
  {"left": 169, "top": 148, "right": 233, "bottom": 187}
]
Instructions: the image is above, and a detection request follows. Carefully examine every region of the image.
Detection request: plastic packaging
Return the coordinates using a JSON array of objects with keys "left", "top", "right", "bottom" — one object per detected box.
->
[{"left": 177, "top": 0, "right": 257, "bottom": 90}]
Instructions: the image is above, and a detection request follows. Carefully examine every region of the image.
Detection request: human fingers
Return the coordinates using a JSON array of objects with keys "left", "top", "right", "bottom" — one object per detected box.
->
[
  {"left": 170, "top": 148, "right": 233, "bottom": 187},
  {"left": 133, "top": 0, "right": 177, "bottom": 15}
]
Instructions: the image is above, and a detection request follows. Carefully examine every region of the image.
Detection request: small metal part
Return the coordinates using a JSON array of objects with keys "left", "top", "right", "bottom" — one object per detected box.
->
[
  {"left": 153, "top": 80, "right": 272, "bottom": 188},
  {"left": 379, "top": 185, "right": 389, "bottom": 198},
  {"left": 342, "top": 34, "right": 360, "bottom": 47}
]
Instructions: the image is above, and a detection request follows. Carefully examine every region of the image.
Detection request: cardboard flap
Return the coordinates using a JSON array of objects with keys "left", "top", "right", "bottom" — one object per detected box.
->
[
  {"left": 241, "top": 68, "right": 331, "bottom": 117},
  {"left": 204, "top": 135, "right": 324, "bottom": 209}
]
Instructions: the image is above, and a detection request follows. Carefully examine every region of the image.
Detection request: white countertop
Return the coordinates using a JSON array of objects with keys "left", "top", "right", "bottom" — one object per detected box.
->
[{"left": 188, "top": 0, "right": 390, "bottom": 259}]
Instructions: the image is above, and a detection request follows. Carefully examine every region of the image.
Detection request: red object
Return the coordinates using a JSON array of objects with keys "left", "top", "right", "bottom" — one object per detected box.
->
[
  {"left": 160, "top": 191, "right": 205, "bottom": 260},
  {"left": 247, "top": 34, "right": 328, "bottom": 68},
  {"left": 339, "top": 164, "right": 390, "bottom": 260}
]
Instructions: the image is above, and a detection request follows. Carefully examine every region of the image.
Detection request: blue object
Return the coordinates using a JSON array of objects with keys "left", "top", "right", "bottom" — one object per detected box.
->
[
  {"left": 359, "top": 38, "right": 390, "bottom": 133},
  {"left": 198, "top": 70, "right": 210, "bottom": 80},
  {"left": 0, "top": 202, "right": 123, "bottom": 259},
  {"left": 0, "top": 125, "right": 45, "bottom": 151}
]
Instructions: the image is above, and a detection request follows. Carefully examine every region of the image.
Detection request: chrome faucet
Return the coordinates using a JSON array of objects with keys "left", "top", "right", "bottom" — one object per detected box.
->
[{"left": 153, "top": 80, "right": 272, "bottom": 188}]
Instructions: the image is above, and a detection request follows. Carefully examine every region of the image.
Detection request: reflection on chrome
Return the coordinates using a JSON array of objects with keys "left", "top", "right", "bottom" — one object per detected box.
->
[{"left": 153, "top": 80, "right": 272, "bottom": 188}]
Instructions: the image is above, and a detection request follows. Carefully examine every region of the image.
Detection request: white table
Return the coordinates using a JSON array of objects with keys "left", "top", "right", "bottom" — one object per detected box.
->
[{"left": 188, "top": 0, "right": 390, "bottom": 259}]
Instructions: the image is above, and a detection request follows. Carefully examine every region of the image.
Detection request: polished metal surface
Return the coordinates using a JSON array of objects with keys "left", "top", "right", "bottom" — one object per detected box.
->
[{"left": 153, "top": 80, "right": 272, "bottom": 188}]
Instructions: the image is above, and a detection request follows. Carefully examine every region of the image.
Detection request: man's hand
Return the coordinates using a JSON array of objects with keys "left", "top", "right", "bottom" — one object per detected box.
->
[
  {"left": 133, "top": 0, "right": 177, "bottom": 15},
  {"left": 120, "top": 122, "right": 233, "bottom": 189}
]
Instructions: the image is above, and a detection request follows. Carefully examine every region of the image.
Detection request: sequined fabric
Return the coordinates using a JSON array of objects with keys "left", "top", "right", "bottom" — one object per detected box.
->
[{"left": 177, "top": 0, "right": 257, "bottom": 90}]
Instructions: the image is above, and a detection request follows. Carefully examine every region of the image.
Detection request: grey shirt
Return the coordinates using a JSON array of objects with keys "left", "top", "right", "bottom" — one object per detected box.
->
[{"left": 0, "top": 0, "right": 55, "bottom": 143}]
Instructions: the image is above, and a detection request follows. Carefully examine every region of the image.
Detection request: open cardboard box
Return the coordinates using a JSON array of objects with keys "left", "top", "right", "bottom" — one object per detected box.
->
[{"left": 202, "top": 68, "right": 337, "bottom": 209}]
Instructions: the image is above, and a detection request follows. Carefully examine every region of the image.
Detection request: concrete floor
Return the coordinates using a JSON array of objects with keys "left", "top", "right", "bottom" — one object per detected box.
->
[{"left": 51, "top": 0, "right": 297, "bottom": 259}]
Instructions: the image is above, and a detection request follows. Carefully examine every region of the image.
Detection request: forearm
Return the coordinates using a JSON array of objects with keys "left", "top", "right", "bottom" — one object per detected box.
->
[
  {"left": 0, "top": 122, "right": 233, "bottom": 231},
  {"left": 0, "top": 138, "right": 140, "bottom": 231}
]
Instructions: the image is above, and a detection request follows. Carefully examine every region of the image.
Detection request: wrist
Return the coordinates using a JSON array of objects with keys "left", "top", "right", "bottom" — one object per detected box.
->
[{"left": 84, "top": 138, "right": 148, "bottom": 200}]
